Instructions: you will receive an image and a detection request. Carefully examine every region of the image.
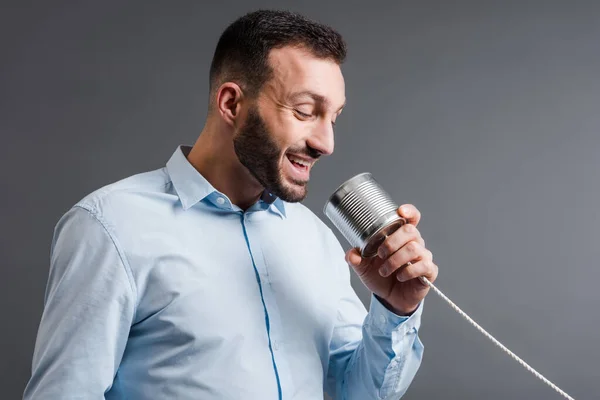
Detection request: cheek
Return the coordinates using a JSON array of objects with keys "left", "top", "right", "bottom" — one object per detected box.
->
[
  {"left": 263, "top": 106, "right": 310, "bottom": 153},
  {"left": 272, "top": 117, "right": 306, "bottom": 148},
  {"left": 285, "top": 117, "right": 313, "bottom": 146}
]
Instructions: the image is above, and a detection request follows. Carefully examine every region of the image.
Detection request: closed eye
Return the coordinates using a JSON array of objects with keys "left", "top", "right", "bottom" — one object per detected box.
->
[{"left": 294, "top": 109, "right": 312, "bottom": 119}]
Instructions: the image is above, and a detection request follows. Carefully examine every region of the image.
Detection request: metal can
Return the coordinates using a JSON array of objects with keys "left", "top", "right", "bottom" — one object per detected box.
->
[{"left": 323, "top": 172, "right": 406, "bottom": 258}]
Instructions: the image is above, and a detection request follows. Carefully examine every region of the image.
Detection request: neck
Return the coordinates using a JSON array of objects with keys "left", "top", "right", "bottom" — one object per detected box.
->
[{"left": 186, "top": 118, "right": 264, "bottom": 211}]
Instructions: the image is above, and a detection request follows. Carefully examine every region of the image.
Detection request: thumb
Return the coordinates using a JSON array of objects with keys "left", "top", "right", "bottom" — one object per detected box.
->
[
  {"left": 345, "top": 248, "right": 369, "bottom": 276},
  {"left": 345, "top": 248, "right": 362, "bottom": 266}
]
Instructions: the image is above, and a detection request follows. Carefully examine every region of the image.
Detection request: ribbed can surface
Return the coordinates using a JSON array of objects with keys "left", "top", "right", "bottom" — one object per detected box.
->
[{"left": 324, "top": 173, "right": 405, "bottom": 257}]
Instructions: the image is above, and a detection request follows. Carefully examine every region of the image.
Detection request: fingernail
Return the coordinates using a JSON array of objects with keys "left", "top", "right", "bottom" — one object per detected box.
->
[
  {"left": 379, "top": 265, "right": 388, "bottom": 277},
  {"left": 401, "top": 206, "right": 411, "bottom": 215},
  {"left": 377, "top": 247, "right": 386, "bottom": 258}
]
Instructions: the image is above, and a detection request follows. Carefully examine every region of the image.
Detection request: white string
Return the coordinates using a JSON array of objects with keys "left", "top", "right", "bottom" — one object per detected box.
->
[{"left": 418, "top": 275, "right": 575, "bottom": 400}]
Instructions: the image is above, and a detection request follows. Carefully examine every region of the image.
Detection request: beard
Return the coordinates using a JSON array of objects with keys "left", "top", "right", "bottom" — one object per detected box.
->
[{"left": 233, "top": 105, "right": 319, "bottom": 203}]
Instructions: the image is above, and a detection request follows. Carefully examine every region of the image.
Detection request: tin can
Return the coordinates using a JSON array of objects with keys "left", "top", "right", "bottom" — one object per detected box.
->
[{"left": 323, "top": 172, "right": 406, "bottom": 258}]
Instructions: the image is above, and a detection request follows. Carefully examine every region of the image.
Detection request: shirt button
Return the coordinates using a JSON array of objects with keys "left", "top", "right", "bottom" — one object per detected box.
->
[
  {"left": 216, "top": 197, "right": 225, "bottom": 205},
  {"left": 379, "top": 315, "right": 387, "bottom": 325},
  {"left": 273, "top": 341, "right": 279, "bottom": 351}
]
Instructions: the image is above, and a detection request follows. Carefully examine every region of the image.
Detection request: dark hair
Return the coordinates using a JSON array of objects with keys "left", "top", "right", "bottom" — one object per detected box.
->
[{"left": 209, "top": 10, "right": 346, "bottom": 101}]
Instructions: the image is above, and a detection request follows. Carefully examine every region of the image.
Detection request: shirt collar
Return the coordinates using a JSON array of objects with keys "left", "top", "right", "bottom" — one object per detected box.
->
[
  {"left": 166, "top": 145, "right": 286, "bottom": 218},
  {"left": 259, "top": 188, "right": 287, "bottom": 218}
]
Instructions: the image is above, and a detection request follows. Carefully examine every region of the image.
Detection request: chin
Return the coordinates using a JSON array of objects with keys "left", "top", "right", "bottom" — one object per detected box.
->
[{"left": 277, "top": 177, "right": 308, "bottom": 203}]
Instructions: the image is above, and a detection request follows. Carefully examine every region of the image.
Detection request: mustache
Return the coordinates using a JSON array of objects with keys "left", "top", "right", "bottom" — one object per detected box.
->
[{"left": 288, "top": 145, "right": 322, "bottom": 160}]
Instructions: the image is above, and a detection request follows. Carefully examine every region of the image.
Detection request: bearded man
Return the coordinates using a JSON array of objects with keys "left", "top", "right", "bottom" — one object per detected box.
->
[{"left": 24, "top": 9, "right": 438, "bottom": 400}]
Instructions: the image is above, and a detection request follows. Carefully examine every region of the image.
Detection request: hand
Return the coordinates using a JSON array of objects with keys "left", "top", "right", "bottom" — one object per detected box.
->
[{"left": 345, "top": 204, "right": 438, "bottom": 315}]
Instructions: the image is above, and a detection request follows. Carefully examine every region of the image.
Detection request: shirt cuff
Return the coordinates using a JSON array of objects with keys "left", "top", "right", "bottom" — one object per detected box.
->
[{"left": 367, "top": 293, "right": 423, "bottom": 336}]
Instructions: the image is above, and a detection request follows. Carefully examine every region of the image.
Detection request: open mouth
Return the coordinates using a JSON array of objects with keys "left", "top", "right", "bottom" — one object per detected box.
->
[
  {"left": 287, "top": 154, "right": 310, "bottom": 169},
  {"left": 285, "top": 154, "right": 313, "bottom": 180}
]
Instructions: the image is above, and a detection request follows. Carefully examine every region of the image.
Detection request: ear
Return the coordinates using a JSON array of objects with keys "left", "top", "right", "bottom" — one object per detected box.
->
[{"left": 215, "top": 82, "right": 244, "bottom": 127}]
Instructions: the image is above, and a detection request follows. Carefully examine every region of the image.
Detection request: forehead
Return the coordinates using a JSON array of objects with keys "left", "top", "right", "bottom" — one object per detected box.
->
[{"left": 264, "top": 46, "right": 346, "bottom": 109}]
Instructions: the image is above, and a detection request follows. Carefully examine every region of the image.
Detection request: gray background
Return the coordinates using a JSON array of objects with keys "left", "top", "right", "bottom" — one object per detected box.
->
[{"left": 1, "top": 1, "right": 598, "bottom": 399}]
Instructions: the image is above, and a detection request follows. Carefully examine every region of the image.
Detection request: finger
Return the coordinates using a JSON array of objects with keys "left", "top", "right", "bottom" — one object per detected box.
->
[
  {"left": 379, "top": 241, "right": 431, "bottom": 277},
  {"left": 377, "top": 223, "right": 424, "bottom": 259},
  {"left": 398, "top": 204, "right": 421, "bottom": 226},
  {"left": 396, "top": 257, "right": 438, "bottom": 283}
]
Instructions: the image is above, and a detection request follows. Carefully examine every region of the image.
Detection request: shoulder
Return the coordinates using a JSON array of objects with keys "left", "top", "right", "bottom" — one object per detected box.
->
[
  {"left": 73, "top": 167, "right": 172, "bottom": 221},
  {"left": 51, "top": 167, "right": 174, "bottom": 243}
]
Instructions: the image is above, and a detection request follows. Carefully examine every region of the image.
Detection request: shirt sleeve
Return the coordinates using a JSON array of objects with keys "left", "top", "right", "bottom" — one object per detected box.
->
[
  {"left": 23, "top": 205, "right": 136, "bottom": 399},
  {"left": 325, "top": 230, "right": 424, "bottom": 400}
]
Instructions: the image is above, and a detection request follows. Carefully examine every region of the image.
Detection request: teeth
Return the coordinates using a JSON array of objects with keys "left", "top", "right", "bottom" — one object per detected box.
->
[{"left": 288, "top": 155, "right": 311, "bottom": 167}]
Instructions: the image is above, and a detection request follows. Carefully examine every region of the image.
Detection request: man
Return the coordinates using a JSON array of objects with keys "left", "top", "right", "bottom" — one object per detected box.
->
[{"left": 24, "top": 9, "right": 438, "bottom": 400}]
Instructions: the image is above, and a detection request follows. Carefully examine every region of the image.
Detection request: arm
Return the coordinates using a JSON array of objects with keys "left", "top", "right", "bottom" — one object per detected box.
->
[
  {"left": 24, "top": 206, "right": 136, "bottom": 399},
  {"left": 325, "top": 232, "right": 424, "bottom": 400}
]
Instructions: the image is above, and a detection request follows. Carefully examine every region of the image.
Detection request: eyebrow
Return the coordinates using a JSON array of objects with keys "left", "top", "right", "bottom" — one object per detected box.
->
[{"left": 288, "top": 91, "right": 346, "bottom": 113}]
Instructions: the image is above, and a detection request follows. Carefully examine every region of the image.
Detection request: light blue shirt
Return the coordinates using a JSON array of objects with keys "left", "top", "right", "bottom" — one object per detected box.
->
[{"left": 24, "top": 145, "right": 424, "bottom": 400}]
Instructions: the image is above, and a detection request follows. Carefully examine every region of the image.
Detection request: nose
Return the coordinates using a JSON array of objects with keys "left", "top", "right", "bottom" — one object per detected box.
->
[{"left": 306, "top": 119, "right": 335, "bottom": 156}]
